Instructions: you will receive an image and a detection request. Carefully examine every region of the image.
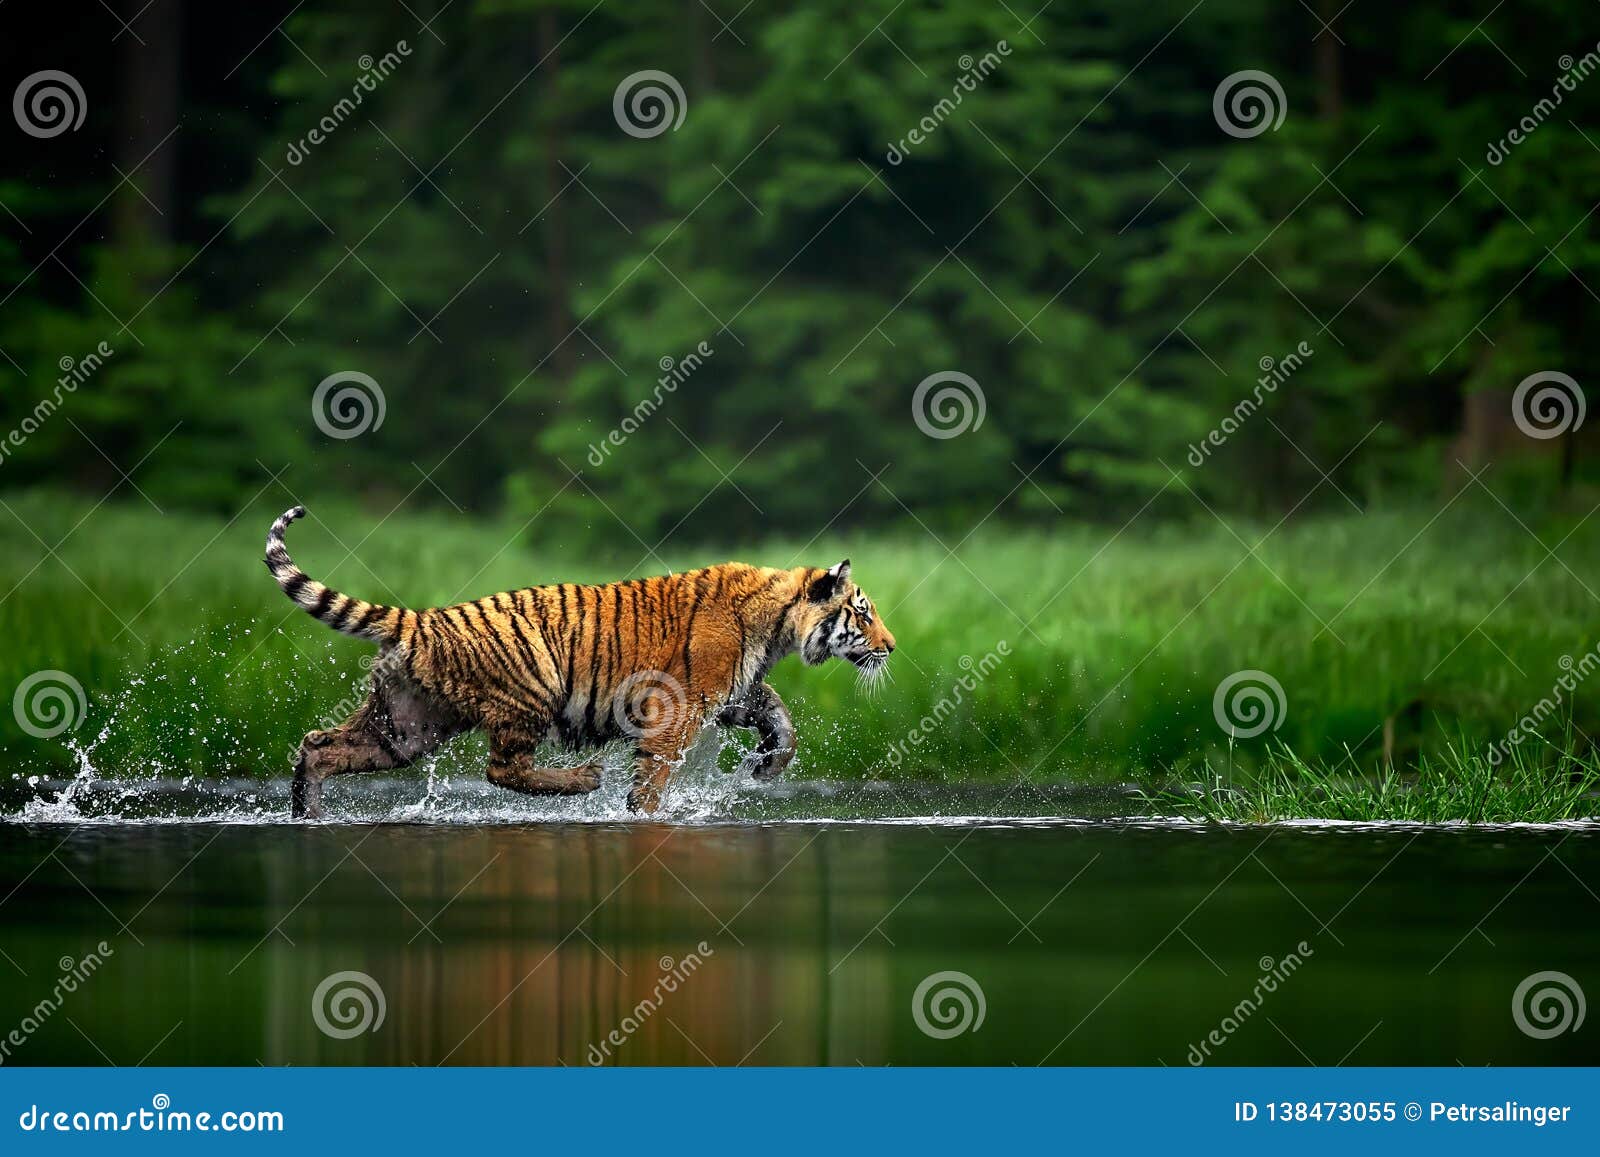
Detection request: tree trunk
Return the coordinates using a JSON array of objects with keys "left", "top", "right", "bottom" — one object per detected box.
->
[
  {"left": 1314, "top": 0, "right": 1342, "bottom": 127},
  {"left": 114, "top": 0, "right": 181, "bottom": 248},
  {"left": 537, "top": 4, "right": 574, "bottom": 381},
  {"left": 688, "top": 0, "right": 716, "bottom": 92}
]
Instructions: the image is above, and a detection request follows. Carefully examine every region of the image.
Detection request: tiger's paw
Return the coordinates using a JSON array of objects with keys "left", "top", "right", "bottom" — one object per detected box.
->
[
  {"left": 568, "top": 763, "right": 603, "bottom": 794},
  {"left": 626, "top": 784, "right": 664, "bottom": 814},
  {"left": 741, "top": 747, "right": 796, "bottom": 782}
]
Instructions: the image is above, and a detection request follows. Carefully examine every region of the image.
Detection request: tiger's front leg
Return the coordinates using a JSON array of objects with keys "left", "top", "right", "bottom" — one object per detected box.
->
[
  {"left": 626, "top": 700, "right": 711, "bottom": 815},
  {"left": 715, "top": 682, "right": 796, "bottom": 782}
]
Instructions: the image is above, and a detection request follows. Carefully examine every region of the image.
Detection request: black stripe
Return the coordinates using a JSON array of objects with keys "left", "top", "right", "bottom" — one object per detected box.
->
[
  {"left": 283, "top": 573, "right": 309, "bottom": 600},
  {"left": 733, "top": 572, "right": 782, "bottom": 610},
  {"left": 683, "top": 588, "right": 700, "bottom": 685},
  {"left": 732, "top": 611, "right": 747, "bottom": 694},
  {"left": 467, "top": 602, "right": 533, "bottom": 696},
  {"left": 609, "top": 585, "right": 623, "bottom": 695},
  {"left": 563, "top": 620, "right": 578, "bottom": 697},
  {"left": 584, "top": 588, "right": 604, "bottom": 737},
  {"left": 311, "top": 587, "right": 335, "bottom": 618},
  {"left": 330, "top": 597, "right": 358, "bottom": 632},
  {"left": 665, "top": 577, "right": 681, "bottom": 637},
  {"left": 506, "top": 613, "right": 557, "bottom": 706},
  {"left": 627, "top": 581, "right": 641, "bottom": 657},
  {"left": 774, "top": 587, "right": 805, "bottom": 624},
  {"left": 528, "top": 593, "right": 560, "bottom": 681},
  {"left": 432, "top": 613, "right": 475, "bottom": 692},
  {"left": 582, "top": 588, "right": 604, "bottom": 742}
]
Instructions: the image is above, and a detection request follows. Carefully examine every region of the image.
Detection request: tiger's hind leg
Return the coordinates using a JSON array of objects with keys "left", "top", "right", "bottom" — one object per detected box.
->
[
  {"left": 292, "top": 678, "right": 464, "bottom": 820},
  {"left": 714, "top": 682, "right": 797, "bottom": 782},
  {"left": 485, "top": 725, "right": 603, "bottom": 797}
]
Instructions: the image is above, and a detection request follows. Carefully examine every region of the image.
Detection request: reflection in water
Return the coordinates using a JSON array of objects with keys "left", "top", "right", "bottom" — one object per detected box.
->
[
  {"left": 1, "top": 810, "right": 1598, "bottom": 1066},
  {"left": 251, "top": 824, "right": 891, "bottom": 1065}
]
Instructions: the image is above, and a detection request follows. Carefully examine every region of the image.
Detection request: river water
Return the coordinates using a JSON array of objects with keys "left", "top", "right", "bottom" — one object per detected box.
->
[{"left": 1, "top": 776, "right": 1596, "bottom": 1065}]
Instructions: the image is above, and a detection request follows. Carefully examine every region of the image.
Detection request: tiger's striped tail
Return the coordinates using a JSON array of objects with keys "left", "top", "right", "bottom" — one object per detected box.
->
[{"left": 264, "top": 506, "right": 405, "bottom": 643}]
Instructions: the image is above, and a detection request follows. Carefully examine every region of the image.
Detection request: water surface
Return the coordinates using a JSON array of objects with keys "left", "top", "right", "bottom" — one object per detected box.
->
[{"left": 1, "top": 776, "right": 1596, "bottom": 1065}]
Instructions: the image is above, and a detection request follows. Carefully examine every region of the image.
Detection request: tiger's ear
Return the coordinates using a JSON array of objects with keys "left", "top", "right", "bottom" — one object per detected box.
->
[{"left": 810, "top": 559, "right": 851, "bottom": 601}]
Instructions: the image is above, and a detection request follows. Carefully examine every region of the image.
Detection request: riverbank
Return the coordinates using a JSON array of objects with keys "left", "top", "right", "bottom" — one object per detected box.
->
[{"left": 3, "top": 490, "right": 1597, "bottom": 816}]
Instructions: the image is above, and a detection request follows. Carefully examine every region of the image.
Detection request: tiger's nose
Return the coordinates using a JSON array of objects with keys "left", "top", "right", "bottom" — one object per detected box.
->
[{"left": 884, "top": 632, "right": 896, "bottom": 653}]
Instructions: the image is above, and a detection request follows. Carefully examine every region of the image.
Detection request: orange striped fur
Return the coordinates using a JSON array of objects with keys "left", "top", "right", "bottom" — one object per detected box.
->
[{"left": 264, "top": 506, "right": 895, "bottom": 818}]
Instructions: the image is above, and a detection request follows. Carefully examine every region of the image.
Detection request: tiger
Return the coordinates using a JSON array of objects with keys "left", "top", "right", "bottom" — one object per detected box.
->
[{"left": 264, "top": 506, "right": 896, "bottom": 819}]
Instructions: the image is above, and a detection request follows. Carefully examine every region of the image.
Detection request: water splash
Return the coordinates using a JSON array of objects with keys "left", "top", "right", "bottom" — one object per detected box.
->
[
  {"left": 4, "top": 616, "right": 921, "bottom": 823},
  {"left": 4, "top": 616, "right": 1109, "bottom": 826}
]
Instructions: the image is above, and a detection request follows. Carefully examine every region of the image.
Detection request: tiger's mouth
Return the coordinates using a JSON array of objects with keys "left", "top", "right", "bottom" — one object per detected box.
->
[{"left": 848, "top": 650, "right": 891, "bottom": 673}]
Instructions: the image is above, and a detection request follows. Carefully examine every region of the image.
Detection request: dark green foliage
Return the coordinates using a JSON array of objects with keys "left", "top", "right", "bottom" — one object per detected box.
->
[{"left": 5, "top": 1, "right": 1598, "bottom": 535}]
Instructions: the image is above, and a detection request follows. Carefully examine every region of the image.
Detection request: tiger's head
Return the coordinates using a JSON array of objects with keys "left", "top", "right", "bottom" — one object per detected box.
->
[{"left": 795, "top": 560, "right": 896, "bottom": 681}]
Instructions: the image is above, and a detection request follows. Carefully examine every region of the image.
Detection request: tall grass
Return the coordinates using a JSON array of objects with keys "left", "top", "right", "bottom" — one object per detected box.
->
[
  {"left": 1147, "top": 742, "right": 1600, "bottom": 824},
  {"left": 2, "top": 487, "right": 1599, "bottom": 802}
]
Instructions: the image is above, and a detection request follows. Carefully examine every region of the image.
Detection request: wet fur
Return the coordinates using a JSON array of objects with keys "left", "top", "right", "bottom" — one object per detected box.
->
[{"left": 266, "top": 507, "right": 895, "bottom": 818}]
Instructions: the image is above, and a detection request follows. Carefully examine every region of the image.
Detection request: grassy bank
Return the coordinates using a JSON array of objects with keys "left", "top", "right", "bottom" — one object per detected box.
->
[
  {"left": 2, "top": 489, "right": 1599, "bottom": 810},
  {"left": 1149, "top": 744, "right": 1600, "bottom": 824}
]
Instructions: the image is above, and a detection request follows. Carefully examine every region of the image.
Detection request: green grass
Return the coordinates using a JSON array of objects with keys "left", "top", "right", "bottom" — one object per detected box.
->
[
  {"left": 1146, "top": 743, "right": 1600, "bottom": 824},
  {"left": 3, "top": 487, "right": 1600, "bottom": 821}
]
